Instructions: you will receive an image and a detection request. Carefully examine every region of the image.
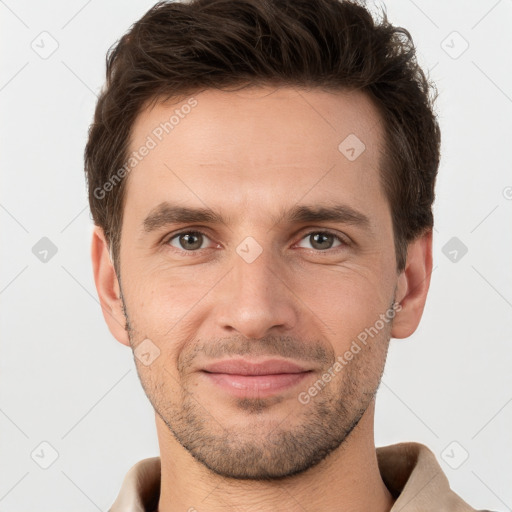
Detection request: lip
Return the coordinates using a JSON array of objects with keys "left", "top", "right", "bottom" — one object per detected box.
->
[
  {"left": 201, "top": 358, "right": 310, "bottom": 375},
  {"left": 200, "top": 358, "right": 313, "bottom": 399}
]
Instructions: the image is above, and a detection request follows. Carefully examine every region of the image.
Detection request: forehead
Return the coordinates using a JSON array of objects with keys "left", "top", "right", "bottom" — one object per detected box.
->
[
  {"left": 129, "top": 85, "right": 383, "bottom": 164},
  {"left": 123, "top": 86, "right": 388, "bottom": 228}
]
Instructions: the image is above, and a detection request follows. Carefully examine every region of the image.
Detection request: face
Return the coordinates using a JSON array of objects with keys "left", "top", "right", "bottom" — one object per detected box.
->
[{"left": 97, "top": 86, "right": 423, "bottom": 480}]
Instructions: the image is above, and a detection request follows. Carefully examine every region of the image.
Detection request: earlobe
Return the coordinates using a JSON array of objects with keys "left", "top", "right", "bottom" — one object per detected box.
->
[
  {"left": 391, "top": 230, "right": 433, "bottom": 339},
  {"left": 90, "top": 225, "right": 131, "bottom": 347}
]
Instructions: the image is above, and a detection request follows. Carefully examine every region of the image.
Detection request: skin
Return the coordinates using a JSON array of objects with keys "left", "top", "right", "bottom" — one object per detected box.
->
[{"left": 91, "top": 86, "right": 432, "bottom": 512}]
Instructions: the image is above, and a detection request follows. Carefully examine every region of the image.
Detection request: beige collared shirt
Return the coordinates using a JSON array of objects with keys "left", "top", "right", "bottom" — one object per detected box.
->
[{"left": 109, "top": 442, "right": 493, "bottom": 512}]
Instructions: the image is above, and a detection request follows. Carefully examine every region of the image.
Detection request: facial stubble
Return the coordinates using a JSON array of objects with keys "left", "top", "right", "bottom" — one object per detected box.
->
[{"left": 120, "top": 286, "right": 393, "bottom": 481}]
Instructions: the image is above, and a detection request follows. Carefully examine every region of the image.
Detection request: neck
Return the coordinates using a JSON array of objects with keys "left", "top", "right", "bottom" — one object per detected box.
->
[{"left": 155, "top": 401, "right": 395, "bottom": 512}]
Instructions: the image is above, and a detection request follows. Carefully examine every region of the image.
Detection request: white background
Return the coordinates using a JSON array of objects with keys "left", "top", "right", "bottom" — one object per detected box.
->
[{"left": 1, "top": 0, "right": 511, "bottom": 510}]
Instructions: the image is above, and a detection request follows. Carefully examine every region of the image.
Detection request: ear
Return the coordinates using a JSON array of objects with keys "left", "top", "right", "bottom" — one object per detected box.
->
[
  {"left": 90, "top": 225, "right": 130, "bottom": 347},
  {"left": 391, "top": 229, "right": 433, "bottom": 339}
]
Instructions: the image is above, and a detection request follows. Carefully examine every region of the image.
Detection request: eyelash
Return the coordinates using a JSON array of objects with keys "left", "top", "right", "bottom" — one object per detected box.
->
[{"left": 162, "top": 229, "right": 351, "bottom": 255}]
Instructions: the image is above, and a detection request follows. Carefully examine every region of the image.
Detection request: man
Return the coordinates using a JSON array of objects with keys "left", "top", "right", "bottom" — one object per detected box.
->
[{"left": 85, "top": 0, "right": 493, "bottom": 510}]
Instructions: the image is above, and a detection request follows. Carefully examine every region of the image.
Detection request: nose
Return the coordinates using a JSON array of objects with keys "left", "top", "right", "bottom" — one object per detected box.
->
[{"left": 214, "top": 245, "right": 299, "bottom": 340}]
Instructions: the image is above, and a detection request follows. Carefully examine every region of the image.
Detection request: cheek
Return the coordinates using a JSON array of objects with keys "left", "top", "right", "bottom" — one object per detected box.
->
[
  {"left": 123, "top": 264, "right": 222, "bottom": 353},
  {"left": 290, "top": 263, "right": 394, "bottom": 349},
  {"left": 128, "top": 259, "right": 203, "bottom": 310},
  {"left": 124, "top": 246, "right": 396, "bottom": 358}
]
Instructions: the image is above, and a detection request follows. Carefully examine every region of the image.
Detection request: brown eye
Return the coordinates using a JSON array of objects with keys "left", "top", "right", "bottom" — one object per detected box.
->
[{"left": 168, "top": 231, "right": 208, "bottom": 251}]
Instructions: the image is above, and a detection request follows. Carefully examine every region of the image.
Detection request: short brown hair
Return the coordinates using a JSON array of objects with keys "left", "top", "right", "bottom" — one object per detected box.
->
[{"left": 84, "top": 0, "right": 440, "bottom": 274}]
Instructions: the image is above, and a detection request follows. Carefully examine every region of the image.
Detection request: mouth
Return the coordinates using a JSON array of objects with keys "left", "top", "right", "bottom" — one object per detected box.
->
[{"left": 200, "top": 358, "right": 314, "bottom": 398}]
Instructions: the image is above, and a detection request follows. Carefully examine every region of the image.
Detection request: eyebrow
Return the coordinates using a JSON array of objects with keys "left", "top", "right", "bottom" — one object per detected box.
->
[{"left": 141, "top": 201, "right": 371, "bottom": 236}]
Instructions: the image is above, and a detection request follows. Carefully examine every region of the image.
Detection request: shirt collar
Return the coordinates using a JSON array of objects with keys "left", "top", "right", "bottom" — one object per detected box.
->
[{"left": 109, "top": 442, "right": 480, "bottom": 512}]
